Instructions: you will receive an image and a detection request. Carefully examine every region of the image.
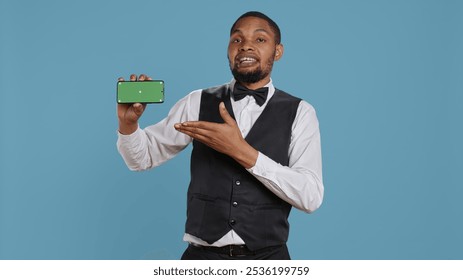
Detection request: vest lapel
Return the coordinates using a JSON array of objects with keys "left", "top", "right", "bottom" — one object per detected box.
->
[{"left": 222, "top": 85, "right": 237, "bottom": 121}]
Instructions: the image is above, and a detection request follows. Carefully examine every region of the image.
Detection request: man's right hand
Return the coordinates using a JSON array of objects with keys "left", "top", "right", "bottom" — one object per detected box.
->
[{"left": 117, "top": 74, "right": 151, "bottom": 135}]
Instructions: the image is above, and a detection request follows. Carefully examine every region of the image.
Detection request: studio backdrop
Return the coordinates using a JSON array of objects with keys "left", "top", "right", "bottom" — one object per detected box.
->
[{"left": 0, "top": 0, "right": 462, "bottom": 259}]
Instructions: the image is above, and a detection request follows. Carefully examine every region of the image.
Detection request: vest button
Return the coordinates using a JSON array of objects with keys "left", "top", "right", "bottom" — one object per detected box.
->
[
  {"left": 232, "top": 201, "right": 238, "bottom": 207},
  {"left": 230, "top": 219, "right": 236, "bottom": 225},
  {"left": 235, "top": 180, "right": 241, "bottom": 186}
]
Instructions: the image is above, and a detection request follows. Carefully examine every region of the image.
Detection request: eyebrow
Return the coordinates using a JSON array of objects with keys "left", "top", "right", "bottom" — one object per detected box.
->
[{"left": 231, "top": 28, "right": 271, "bottom": 35}]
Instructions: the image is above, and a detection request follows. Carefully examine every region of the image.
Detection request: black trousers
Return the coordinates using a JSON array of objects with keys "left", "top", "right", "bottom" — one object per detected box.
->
[{"left": 181, "top": 244, "right": 291, "bottom": 260}]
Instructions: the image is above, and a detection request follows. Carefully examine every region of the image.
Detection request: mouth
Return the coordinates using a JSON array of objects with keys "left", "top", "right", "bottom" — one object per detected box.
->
[{"left": 235, "top": 55, "right": 259, "bottom": 67}]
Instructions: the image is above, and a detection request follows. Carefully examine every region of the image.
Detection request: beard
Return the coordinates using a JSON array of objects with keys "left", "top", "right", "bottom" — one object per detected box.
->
[
  {"left": 231, "top": 67, "right": 268, "bottom": 84},
  {"left": 229, "top": 53, "right": 275, "bottom": 84}
]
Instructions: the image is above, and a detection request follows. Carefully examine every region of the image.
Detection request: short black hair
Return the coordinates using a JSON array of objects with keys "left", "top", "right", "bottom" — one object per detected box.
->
[{"left": 230, "top": 11, "right": 281, "bottom": 44}]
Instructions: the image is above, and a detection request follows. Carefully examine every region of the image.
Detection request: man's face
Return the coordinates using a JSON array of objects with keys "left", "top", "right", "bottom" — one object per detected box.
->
[{"left": 228, "top": 16, "right": 283, "bottom": 87}]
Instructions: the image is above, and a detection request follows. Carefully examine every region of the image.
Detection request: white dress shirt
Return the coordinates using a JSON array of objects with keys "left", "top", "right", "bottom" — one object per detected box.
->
[{"left": 117, "top": 79, "right": 324, "bottom": 247}]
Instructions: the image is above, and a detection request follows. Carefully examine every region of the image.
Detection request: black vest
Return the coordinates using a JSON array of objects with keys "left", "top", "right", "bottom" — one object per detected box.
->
[{"left": 185, "top": 84, "right": 301, "bottom": 250}]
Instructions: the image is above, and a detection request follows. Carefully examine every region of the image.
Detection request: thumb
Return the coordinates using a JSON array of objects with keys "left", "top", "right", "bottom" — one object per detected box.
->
[
  {"left": 132, "top": 103, "right": 146, "bottom": 117},
  {"left": 219, "top": 102, "right": 234, "bottom": 124}
]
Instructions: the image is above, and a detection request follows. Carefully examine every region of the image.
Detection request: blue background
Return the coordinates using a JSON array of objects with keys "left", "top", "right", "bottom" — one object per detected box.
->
[{"left": 1, "top": 0, "right": 462, "bottom": 259}]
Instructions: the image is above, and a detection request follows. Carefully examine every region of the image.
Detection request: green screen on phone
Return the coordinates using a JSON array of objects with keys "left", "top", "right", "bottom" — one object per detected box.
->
[{"left": 117, "top": 80, "right": 164, "bottom": 103}]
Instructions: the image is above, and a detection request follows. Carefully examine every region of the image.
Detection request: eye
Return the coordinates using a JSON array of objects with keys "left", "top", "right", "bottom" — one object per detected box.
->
[
  {"left": 256, "top": 37, "right": 266, "bottom": 43},
  {"left": 231, "top": 38, "right": 241, "bottom": 43}
]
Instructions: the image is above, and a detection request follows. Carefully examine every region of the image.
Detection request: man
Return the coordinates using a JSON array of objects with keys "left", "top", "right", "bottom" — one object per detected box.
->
[{"left": 117, "top": 11, "right": 324, "bottom": 260}]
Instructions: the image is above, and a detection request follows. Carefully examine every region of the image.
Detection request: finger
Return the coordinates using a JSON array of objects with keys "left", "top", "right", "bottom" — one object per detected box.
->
[
  {"left": 174, "top": 124, "right": 195, "bottom": 138},
  {"left": 130, "top": 74, "right": 137, "bottom": 81},
  {"left": 146, "top": 76, "right": 153, "bottom": 81},
  {"left": 219, "top": 102, "right": 235, "bottom": 125},
  {"left": 118, "top": 77, "right": 125, "bottom": 82},
  {"left": 175, "top": 124, "right": 210, "bottom": 136},
  {"left": 139, "top": 74, "right": 146, "bottom": 81},
  {"left": 175, "top": 123, "right": 215, "bottom": 139},
  {"left": 179, "top": 121, "right": 219, "bottom": 131},
  {"left": 117, "top": 103, "right": 130, "bottom": 119}
]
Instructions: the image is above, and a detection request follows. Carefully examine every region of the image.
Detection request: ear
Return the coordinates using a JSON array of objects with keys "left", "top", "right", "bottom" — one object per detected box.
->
[{"left": 274, "top": 44, "right": 284, "bottom": 61}]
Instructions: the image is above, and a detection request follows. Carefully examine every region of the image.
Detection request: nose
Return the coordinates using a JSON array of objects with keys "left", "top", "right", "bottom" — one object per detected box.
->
[{"left": 239, "top": 39, "right": 254, "bottom": 52}]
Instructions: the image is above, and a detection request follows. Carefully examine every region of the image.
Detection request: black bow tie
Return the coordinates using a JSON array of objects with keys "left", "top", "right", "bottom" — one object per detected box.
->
[{"left": 233, "top": 84, "right": 269, "bottom": 106}]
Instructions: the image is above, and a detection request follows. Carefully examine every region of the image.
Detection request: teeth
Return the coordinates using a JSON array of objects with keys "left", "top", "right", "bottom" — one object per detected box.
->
[{"left": 240, "top": 57, "right": 256, "bottom": 62}]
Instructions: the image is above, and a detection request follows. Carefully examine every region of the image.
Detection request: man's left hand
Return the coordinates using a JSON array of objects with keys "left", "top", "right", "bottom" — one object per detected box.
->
[{"left": 174, "top": 102, "right": 258, "bottom": 169}]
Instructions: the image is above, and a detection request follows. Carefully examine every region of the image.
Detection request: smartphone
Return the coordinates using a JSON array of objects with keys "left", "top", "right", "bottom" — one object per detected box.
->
[{"left": 117, "top": 80, "right": 164, "bottom": 104}]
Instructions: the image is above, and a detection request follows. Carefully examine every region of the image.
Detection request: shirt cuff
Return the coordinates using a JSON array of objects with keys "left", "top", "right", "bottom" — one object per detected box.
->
[
  {"left": 117, "top": 126, "right": 142, "bottom": 144},
  {"left": 247, "top": 152, "right": 275, "bottom": 178}
]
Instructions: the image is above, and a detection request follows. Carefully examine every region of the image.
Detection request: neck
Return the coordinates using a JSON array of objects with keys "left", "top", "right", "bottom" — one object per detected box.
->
[{"left": 238, "top": 77, "right": 271, "bottom": 90}]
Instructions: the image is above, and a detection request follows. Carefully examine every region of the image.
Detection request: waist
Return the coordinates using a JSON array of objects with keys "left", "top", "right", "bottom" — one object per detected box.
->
[{"left": 189, "top": 243, "right": 283, "bottom": 257}]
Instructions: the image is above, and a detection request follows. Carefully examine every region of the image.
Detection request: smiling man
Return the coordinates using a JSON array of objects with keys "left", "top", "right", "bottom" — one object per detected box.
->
[{"left": 117, "top": 11, "right": 324, "bottom": 260}]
